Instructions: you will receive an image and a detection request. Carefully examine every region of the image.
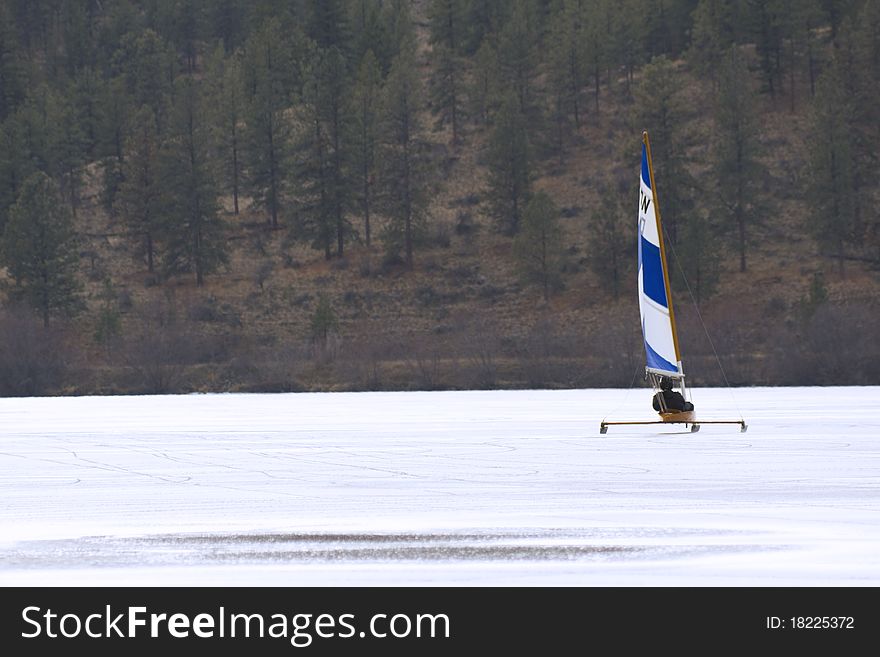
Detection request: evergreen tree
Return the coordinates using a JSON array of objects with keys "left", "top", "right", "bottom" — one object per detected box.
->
[
  {"left": 242, "top": 19, "right": 296, "bottom": 228},
  {"left": 117, "top": 106, "right": 162, "bottom": 273},
  {"left": 97, "top": 76, "right": 132, "bottom": 218},
  {"left": 1, "top": 172, "right": 83, "bottom": 327},
  {"left": 382, "top": 0, "right": 419, "bottom": 67},
  {"left": 713, "top": 49, "right": 765, "bottom": 273},
  {"left": 428, "top": 0, "right": 467, "bottom": 144},
  {"left": 300, "top": 45, "right": 355, "bottom": 260},
  {"left": 55, "top": 0, "right": 97, "bottom": 76},
  {"left": 299, "top": 55, "right": 334, "bottom": 260},
  {"left": 853, "top": 0, "right": 880, "bottom": 261},
  {"left": 464, "top": 0, "right": 509, "bottom": 54},
  {"left": 310, "top": 294, "right": 339, "bottom": 346},
  {"left": 749, "top": 0, "right": 784, "bottom": 98},
  {"left": 94, "top": 278, "right": 122, "bottom": 346},
  {"left": 821, "top": 0, "right": 860, "bottom": 42},
  {"left": 497, "top": 0, "right": 539, "bottom": 120},
  {"left": 110, "top": 28, "right": 176, "bottom": 134},
  {"left": 676, "top": 211, "right": 720, "bottom": 304},
  {"left": 643, "top": 0, "right": 694, "bottom": 58},
  {"left": 207, "top": 0, "right": 249, "bottom": 53},
  {"left": 159, "top": 78, "right": 227, "bottom": 286},
  {"left": 611, "top": 0, "right": 649, "bottom": 95},
  {"left": 352, "top": 49, "right": 382, "bottom": 247},
  {"left": 350, "top": 0, "right": 392, "bottom": 70},
  {"left": 581, "top": 0, "right": 603, "bottom": 113},
  {"left": 0, "top": 109, "right": 35, "bottom": 234},
  {"left": 71, "top": 67, "right": 102, "bottom": 158},
  {"left": 546, "top": 0, "right": 586, "bottom": 158},
  {"left": 485, "top": 91, "right": 531, "bottom": 235},
  {"left": 49, "top": 88, "right": 88, "bottom": 216},
  {"left": 835, "top": 14, "right": 880, "bottom": 236},
  {"left": 632, "top": 56, "right": 694, "bottom": 246},
  {"left": 513, "top": 190, "right": 564, "bottom": 301},
  {"left": 469, "top": 37, "right": 499, "bottom": 127},
  {"left": 97, "top": 76, "right": 132, "bottom": 164},
  {"left": 857, "top": 0, "right": 880, "bottom": 85},
  {"left": 0, "top": 3, "right": 25, "bottom": 121},
  {"left": 688, "top": 0, "right": 735, "bottom": 90},
  {"left": 307, "top": 0, "right": 351, "bottom": 51},
  {"left": 18, "top": 85, "right": 87, "bottom": 215},
  {"left": 807, "top": 60, "right": 858, "bottom": 274},
  {"left": 164, "top": 0, "right": 202, "bottom": 73},
  {"left": 380, "top": 44, "right": 429, "bottom": 270},
  {"left": 773, "top": 0, "right": 826, "bottom": 113},
  {"left": 589, "top": 182, "right": 633, "bottom": 300},
  {"left": 205, "top": 43, "right": 245, "bottom": 215}
]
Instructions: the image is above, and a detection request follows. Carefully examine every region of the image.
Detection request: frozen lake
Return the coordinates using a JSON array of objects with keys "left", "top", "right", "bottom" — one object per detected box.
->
[{"left": 1, "top": 386, "right": 878, "bottom": 586}]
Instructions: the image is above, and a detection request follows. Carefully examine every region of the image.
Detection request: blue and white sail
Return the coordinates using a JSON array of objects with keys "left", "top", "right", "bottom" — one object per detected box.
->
[{"left": 638, "top": 133, "right": 681, "bottom": 377}]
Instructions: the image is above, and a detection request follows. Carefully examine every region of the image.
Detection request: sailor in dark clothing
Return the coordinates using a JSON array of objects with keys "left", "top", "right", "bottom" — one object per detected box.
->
[{"left": 652, "top": 376, "right": 694, "bottom": 412}]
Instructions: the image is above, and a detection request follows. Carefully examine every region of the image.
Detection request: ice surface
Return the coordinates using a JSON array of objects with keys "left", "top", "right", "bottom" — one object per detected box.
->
[{"left": 1, "top": 386, "right": 878, "bottom": 586}]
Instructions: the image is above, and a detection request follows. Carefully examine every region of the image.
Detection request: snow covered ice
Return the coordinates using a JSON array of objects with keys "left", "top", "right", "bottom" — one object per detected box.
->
[{"left": 1, "top": 386, "right": 878, "bottom": 586}]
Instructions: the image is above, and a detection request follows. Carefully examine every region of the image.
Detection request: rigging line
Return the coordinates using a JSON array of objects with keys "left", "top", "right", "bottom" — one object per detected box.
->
[{"left": 661, "top": 226, "right": 746, "bottom": 422}]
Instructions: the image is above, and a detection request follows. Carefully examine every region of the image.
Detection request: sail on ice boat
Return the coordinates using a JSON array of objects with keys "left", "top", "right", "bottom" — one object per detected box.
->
[{"left": 600, "top": 131, "right": 746, "bottom": 434}]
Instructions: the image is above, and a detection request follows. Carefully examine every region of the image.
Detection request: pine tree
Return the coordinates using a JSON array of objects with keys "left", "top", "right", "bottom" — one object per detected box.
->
[
  {"left": 382, "top": 0, "right": 419, "bottom": 67},
  {"left": 204, "top": 43, "right": 245, "bottom": 215},
  {"left": 0, "top": 109, "right": 36, "bottom": 234},
  {"left": 513, "top": 190, "right": 564, "bottom": 301},
  {"left": 299, "top": 45, "right": 355, "bottom": 260},
  {"left": 1, "top": 172, "right": 83, "bottom": 327},
  {"left": 428, "top": 0, "right": 467, "bottom": 144},
  {"left": 310, "top": 294, "right": 339, "bottom": 345},
  {"left": 497, "top": 0, "right": 539, "bottom": 120},
  {"left": 117, "top": 106, "right": 162, "bottom": 273},
  {"left": 207, "top": 0, "right": 249, "bottom": 53},
  {"left": 0, "top": 3, "right": 25, "bottom": 122},
  {"left": 589, "top": 183, "right": 633, "bottom": 300},
  {"left": 688, "top": 0, "right": 734, "bottom": 90},
  {"left": 97, "top": 76, "right": 132, "bottom": 218},
  {"left": 110, "top": 28, "right": 176, "bottom": 134},
  {"left": 13, "top": 85, "right": 87, "bottom": 216},
  {"left": 352, "top": 49, "right": 382, "bottom": 248},
  {"left": 546, "top": 0, "right": 586, "bottom": 159},
  {"left": 807, "top": 60, "right": 858, "bottom": 274},
  {"left": 749, "top": 0, "right": 784, "bottom": 98},
  {"left": 464, "top": 0, "right": 508, "bottom": 54},
  {"left": 676, "top": 211, "right": 720, "bottom": 305},
  {"left": 71, "top": 67, "right": 102, "bottom": 158},
  {"left": 307, "top": 0, "right": 351, "bottom": 51},
  {"left": 350, "top": 0, "right": 392, "bottom": 70},
  {"left": 469, "top": 37, "right": 499, "bottom": 127},
  {"left": 713, "top": 49, "right": 765, "bottom": 273},
  {"left": 159, "top": 78, "right": 227, "bottom": 286},
  {"left": 380, "top": 44, "right": 428, "bottom": 270},
  {"left": 485, "top": 91, "right": 531, "bottom": 236},
  {"left": 583, "top": 0, "right": 612, "bottom": 114},
  {"left": 632, "top": 56, "right": 694, "bottom": 246},
  {"left": 56, "top": 0, "right": 97, "bottom": 76},
  {"left": 612, "top": 0, "right": 649, "bottom": 94},
  {"left": 242, "top": 19, "right": 295, "bottom": 228},
  {"left": 836, "top": 13, "right": 880, "bottom": 241}
]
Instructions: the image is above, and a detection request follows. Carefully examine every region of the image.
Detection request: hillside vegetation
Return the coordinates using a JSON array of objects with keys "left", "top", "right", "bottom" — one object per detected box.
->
[{"left": 0, "top": 0, "right": 878, "bottom": 396}]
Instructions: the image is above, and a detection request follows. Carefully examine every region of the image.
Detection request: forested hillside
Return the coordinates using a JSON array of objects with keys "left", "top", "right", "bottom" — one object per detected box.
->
[{"left": 0, "top": 0, "right": 878, "bottom": 396}]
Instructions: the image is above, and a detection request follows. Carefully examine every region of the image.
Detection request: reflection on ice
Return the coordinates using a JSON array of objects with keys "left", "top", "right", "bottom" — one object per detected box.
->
[{"left": 7, "top": 529, "right": 777, "bottom": 568}]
